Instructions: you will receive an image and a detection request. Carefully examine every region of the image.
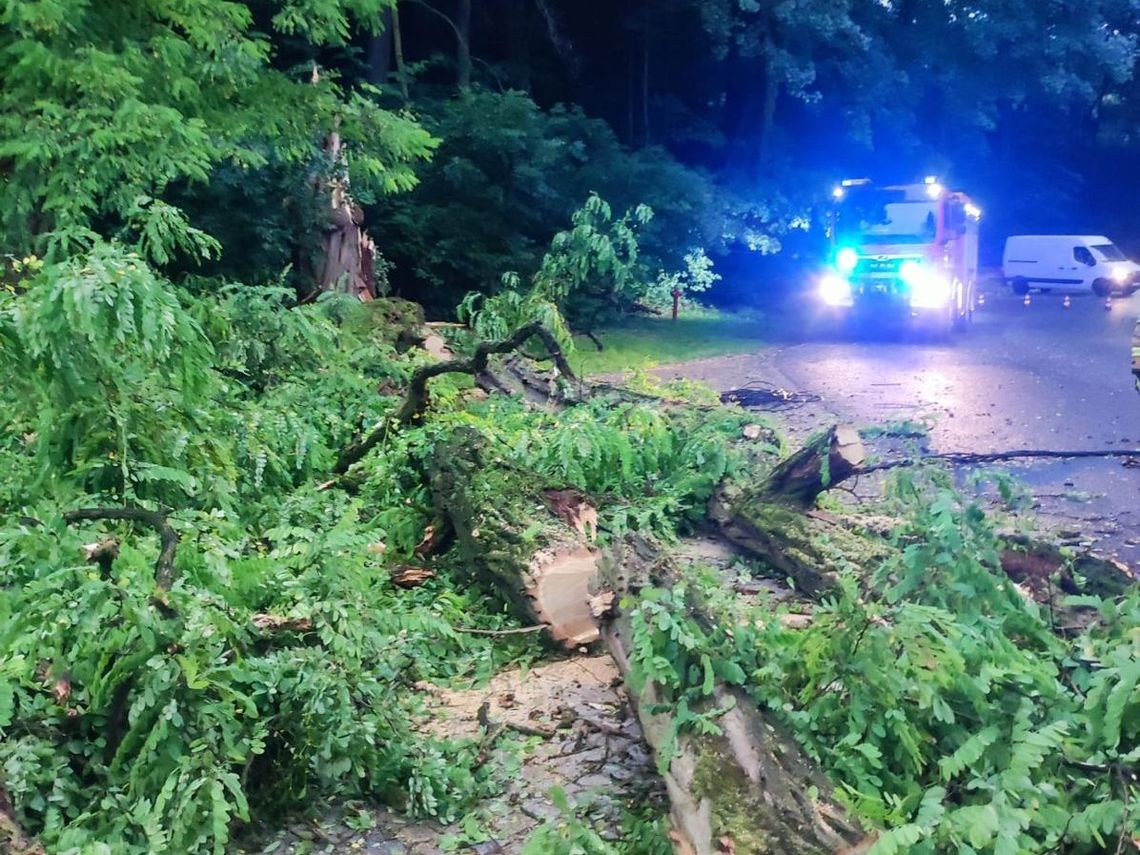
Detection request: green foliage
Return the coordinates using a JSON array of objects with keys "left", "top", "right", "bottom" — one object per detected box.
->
[
  {"left": 436, "top": 394, "right": 764, "bottom": 538},
  {"left": 2, "top": 242, "right": 225, "bottom": 503},
  {"left": 623, "top": 474, "right": 1140, "bottom": 853},
  {"left": 520, "top": 787, "right": 672, "bottom": 855},
  {"left": 457, "top": 192, "right": 661, "bottom": 356},
  {"left": 645, "top": 248, "right": 722, "bottom": 312},
  {"left": 0, "top": 0, "right": 435, "bottom": 268},
  {"left": 458, "top": 194, "right": 725, "bottom": 362},
  {"left": 0, "top": 500, "right": 519, "bottom": 853},
  {"left": 371, "top": 90, "right": 729, "bottom": 317},
  {"left": 0, "top": 250, "right": 544, "bottom": 853}
]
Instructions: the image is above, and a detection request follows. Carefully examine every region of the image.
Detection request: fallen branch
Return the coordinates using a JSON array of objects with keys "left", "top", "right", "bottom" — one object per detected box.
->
[
  {"left": 251, "top": 614, "right": 314, "bottom": 633},
  {"left": 63, "top": 508, "right": 178, "bottom": 589},
  {"left": 453, "top": 624, "right": 549, "bottom": 636},
  {"left": 859, "top": 447, "right": 1140, "bottom": 474},
  {"left": 333, "top": 321, "right": 578, "bottom": 475}
]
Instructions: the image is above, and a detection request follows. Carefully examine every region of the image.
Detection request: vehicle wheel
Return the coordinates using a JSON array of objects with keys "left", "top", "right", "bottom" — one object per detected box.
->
[
  {"left": 1011, "top": 277, "right": 1029, "bottom": 295},
  {"left": 953, "top": 282, "right": 974, "bottom": 331},
  {"left": 1093, "top": 278, "right": 1112, "bottom": 297}
]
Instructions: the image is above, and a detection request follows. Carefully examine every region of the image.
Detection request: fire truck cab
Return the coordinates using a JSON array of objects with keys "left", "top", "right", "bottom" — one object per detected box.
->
[{"left": 817, "top": 177, "right": 981, "bottom": 335}]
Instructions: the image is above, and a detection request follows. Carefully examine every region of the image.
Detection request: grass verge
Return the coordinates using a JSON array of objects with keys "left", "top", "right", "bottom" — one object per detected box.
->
[{"left": 569, "top": 309, "right": 768, "bottom": 376}]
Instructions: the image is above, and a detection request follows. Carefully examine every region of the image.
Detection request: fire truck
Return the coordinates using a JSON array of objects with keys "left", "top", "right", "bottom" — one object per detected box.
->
[{"left": 817, "top": 177, "right": 981, "bottom": 335}]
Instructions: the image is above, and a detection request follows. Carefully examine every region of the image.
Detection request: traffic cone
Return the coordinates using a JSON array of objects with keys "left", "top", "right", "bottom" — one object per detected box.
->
[
  {"left": 978, "top": 293, "right": 986, "bottom": 307},
  {"left": 1105, "top": 295, "right": 1113, "bottom": 311},
  {"left": 1023, "top": 293, "right": 1031, "bottom": 307},
  {"left": 1063, "top": 294, "right": 1071, "bottom": 308}
]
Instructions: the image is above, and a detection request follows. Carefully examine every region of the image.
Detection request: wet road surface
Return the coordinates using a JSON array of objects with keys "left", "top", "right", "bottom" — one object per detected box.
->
[{"left": 663, "top": 285, "right": 1140, "bottom": 567}]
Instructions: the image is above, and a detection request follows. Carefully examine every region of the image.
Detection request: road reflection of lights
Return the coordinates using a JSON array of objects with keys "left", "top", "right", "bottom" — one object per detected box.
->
[{"left": 915, "top": 368, "right": 954, "bottom": 407}]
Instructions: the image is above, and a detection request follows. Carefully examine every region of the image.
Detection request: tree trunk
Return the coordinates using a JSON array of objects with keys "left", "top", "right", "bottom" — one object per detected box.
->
[
  {"left": 757, "top": 44, "right": 779, "bottom": 177},
  {"left": 1, "top": 786, "right": 44, "bottom": 855},
  {"left": 599, "top": 537, "right": 870, "bottom": 855},
  {"left": 427, "top": 432, "right": 871, "bottom": 853},
  {"left": 366, "top": 6, "right": 394, "bottom": 86},
  {"left": 427, "top": 416, "right": 1134, "bottom": 851},
  {"left": 456, "top": 0, "right": 471, "bottom": 90},
  {"left": 428, "top": 429, "right": 603, "bottom": 647},
  {"left": 393, "top": 2, "right": 409, "bottom": 101},
  {"left": 505, "top": 0, "right": 532, "bottom": 90},
  {"left": 315, "top": 130, "right": 376, "bottom": 300},
  {"left": 712, "top": 426, "right": 882, "bottom": 597}
]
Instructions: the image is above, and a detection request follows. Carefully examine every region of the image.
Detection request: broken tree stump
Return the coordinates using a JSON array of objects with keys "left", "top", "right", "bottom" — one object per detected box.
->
[{"left": 712, "top": 425, "right": 886, "bottom": 597}]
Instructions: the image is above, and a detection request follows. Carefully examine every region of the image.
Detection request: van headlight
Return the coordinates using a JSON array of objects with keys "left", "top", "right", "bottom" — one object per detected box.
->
[
  {"left": 819, "top": 274, "right": 853, "bottom": 306},
  {"left": 1112, "top": 266, "right": 1130, "bottom": 283}
]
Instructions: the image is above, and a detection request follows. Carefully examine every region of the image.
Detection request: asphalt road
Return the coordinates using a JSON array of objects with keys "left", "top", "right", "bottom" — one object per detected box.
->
[{"left": 666, "top": 284, "right": 1140, "bottom": 567}]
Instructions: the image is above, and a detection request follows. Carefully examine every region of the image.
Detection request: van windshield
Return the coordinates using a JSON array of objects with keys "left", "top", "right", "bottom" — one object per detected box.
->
[{"left": 1092, "top": 243, "right": 1126, "bottom": 261}]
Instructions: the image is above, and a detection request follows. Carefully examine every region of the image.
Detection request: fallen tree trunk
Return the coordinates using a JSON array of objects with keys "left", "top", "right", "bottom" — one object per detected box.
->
[
  {"left": 428, "top": 428, "right": 603, "bottom": 647},
  {"left": 428, "top": 431, "right": 871, "bottom": 853},
  {"left": 715, "top": 426, "right": 1136, "bottom": 600},
  {"left": 598, "top": 537, "right": 870, "bottom": 855},
  {"left": 1, "top": 786, "right": 44, "bottom": 855},
  {"left": 428, "top": 415, "right": 1135, "bottom": 852}
]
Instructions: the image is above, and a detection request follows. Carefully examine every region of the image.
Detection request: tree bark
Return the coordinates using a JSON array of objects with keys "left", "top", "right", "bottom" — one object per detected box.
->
[
  {"left": 427, "top": 431, "right": 871, "bottom": 853},
  {"left": 505, "top": 0, "right": 532, "bottom": 90},
  {"left": 757, "top": 45, "right": 779, "bottom": 177},
  {"left": 312, "top": 109, "right": 376, "bottom": 299},
  {"left": 456, "top": 0, "right": 471, "bottom": 90},
  {"left": 393, "top": 2, "right": 409, "bottom": 100},
  {"left": 713, "top": 429, "right": 1137, "bottom": 603},
  {"left": 599, "top": 537, "right": 871, "bottom": 855},
  {"left": 428, "top": 429, "right": 603, "bottom": 647},
  {"left": 1, "top": 786, "right": 44, "bottom": 855},
  {"left": 366, "top": 6, "right": 394, "bottom": 86},
  {"left": 712, "top": 426, "right": 884, "bottom": 597}
]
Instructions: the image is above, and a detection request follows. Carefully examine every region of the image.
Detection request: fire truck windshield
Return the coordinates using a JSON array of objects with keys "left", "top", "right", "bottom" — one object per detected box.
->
[{"left": 836, "top": 188, "right": 937, "bottom": 245}]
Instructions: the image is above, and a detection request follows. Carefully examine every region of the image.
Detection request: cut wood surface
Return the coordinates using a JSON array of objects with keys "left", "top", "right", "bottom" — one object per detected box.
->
[{"left": 427, "top": 428, "right": 602, "bottom": 648}]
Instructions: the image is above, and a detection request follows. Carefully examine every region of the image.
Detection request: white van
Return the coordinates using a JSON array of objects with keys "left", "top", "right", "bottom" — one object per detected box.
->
[{"left": 1002, "top": 235, "right": 1140, "bottom": 296}]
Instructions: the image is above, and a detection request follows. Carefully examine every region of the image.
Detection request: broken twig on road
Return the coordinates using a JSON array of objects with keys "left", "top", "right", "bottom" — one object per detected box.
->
[{"left": 859, "top": 447, "right": 1140, "bottom": 474}]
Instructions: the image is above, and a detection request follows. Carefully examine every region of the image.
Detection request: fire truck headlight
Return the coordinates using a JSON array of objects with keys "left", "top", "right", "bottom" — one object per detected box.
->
[
  {"left": 836, "top": 247, "right": 858, "bottom": 274},
  {"left": 819, "top": 274, "right": 853, "bottom": 306},
  {"left": 909, "top": 272, "right": 953, "bottom": 308},
  {"left": 899, "top": 260, "right": 923, "bottom": 285}
]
